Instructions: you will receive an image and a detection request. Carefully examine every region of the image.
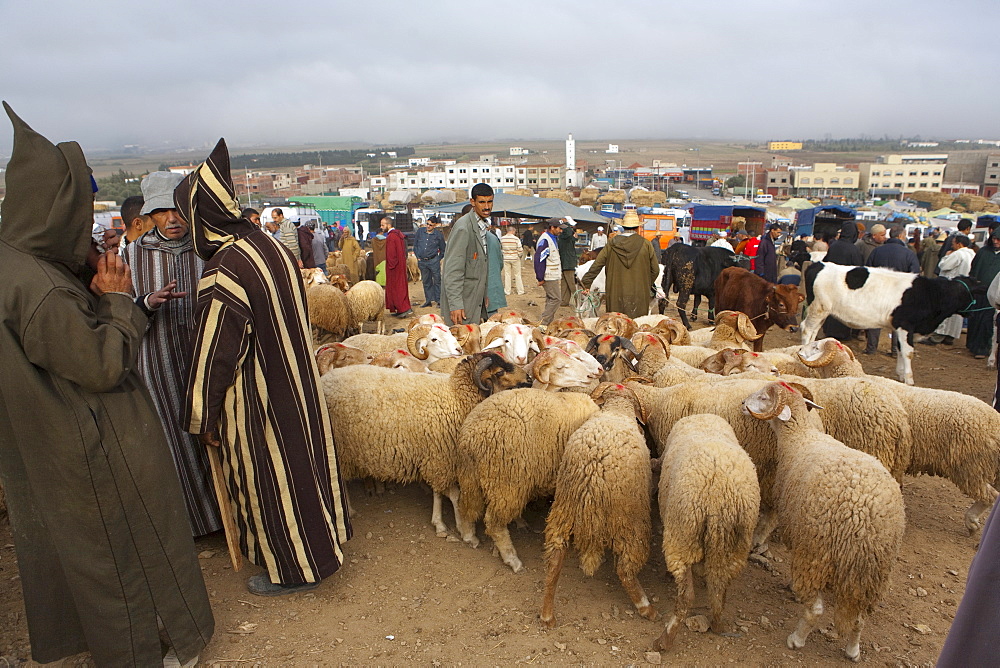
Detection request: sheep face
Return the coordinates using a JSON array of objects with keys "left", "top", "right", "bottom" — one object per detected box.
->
[
  {"left": 482, "top": 323, "right": 537, "bottom": 366},
  {"left": 316, "top": 343, "right": 373, "bottom": 375},
  {"left": 550, "top": 339, "right": 603, "bottom": 379},
  {"left": 301, "top": 267, "right": 329, "bottom": 286},
  {"left": 472, "top": 352, "right": 531, "bottom": 395},
  {"left": 450, "top": 323, "right": 482, "bottom": 354},
  {"left": 797, "top": 338, "right": 851, "bottom": 368},
  {"left": 407, "top": 323, "right": 463, "bottom": 363},
  {"left": 594, "top": 312, "right": 639, "bottom": 339},
  {"left": 370, "top": 349, "right": 430, "bottom": 373},
  {"left": 530, "top": 348, "right": 595, "bottom": 391},
  {"left": 586, "top": 334, "right": 640, "bottom": 380},
  {"left": 742, "top": 382, "right": 819, "bottom": 422}
]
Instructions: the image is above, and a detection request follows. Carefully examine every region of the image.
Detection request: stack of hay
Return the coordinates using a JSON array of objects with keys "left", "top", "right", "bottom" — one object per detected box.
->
[
  {"left": 541, "top": 190, "right": 573, "bottom": 203},
  {"left": 953, "top": 194, "right": 1000, "bottom": 214},
  {"left": 630, "top": 190, "right": 667, "bottom": 207},
  {"left": 509, "top": 188, "right": 534, "bottom": 197},
  {"left": 911, "top": 190, "right": 954, "bottom": 210},
  {"left": 579, "top": 187, "right": 601, "bottom": 206},
  {"left": 598, "top": 190, "right": 626, "bottom": 205}
]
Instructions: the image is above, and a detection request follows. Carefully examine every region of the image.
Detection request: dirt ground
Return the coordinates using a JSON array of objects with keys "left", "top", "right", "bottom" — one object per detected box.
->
[{"left": 0, "top": 259, "right": 995, "bottom": 667}]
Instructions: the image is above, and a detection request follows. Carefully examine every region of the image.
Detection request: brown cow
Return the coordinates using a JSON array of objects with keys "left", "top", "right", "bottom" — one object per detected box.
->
[{"left": 713, "top": 267, "right": 804, "bottom": 351}]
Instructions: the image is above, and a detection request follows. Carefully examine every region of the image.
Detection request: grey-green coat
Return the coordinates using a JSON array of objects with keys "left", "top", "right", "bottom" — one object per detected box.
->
[
  {"left": 441, "top": 211, "right": 488, "bottom": 325},
  {"left": 0, "top": 103, "right": 213, "bottom": 666}
]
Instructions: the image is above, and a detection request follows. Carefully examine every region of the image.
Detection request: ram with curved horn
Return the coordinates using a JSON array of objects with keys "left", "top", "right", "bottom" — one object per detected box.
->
[
  {"left": 797, "top": 338, "right": 865, "bottom": 378},
  {"left": 406, "top": 323, "right": 463, "bottom": 363}
]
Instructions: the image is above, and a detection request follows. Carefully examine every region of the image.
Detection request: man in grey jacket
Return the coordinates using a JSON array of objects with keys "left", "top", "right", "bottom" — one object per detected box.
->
[{"left": 441, "top": 184, "right": 492, "bottom": 325}]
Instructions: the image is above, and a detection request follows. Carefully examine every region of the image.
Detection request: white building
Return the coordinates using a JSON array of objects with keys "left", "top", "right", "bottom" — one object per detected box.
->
[
  {"left": 408, "top": 157, "right": 430, "bottom": 167},
  {"left": 509, "top": 146, "right": 527, "bottom": 156},
  {"left": 606, "top": 144, "right": 619, "bottom": 154},
  {"left": 859, "top": 154, "right": 948, "bottom": 196},
  {"left": 565, "top": 133, "right": 582, "bottom": 189}
]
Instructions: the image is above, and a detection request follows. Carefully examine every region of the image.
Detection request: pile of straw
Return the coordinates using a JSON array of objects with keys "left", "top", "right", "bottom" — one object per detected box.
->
[
  {"left": 540, "top": 190, "right": 573, "bottom": 203},
  {"left": 598, "top": 190, "right": 626, "bottom": 204}
]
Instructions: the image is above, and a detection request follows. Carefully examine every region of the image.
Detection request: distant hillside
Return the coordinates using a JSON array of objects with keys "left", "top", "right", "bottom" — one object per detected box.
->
[{"left": 231, "top": 147, "right": 415, "bottom": 169}]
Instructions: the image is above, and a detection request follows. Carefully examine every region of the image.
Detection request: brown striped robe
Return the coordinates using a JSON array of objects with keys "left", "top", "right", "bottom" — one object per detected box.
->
[
  {"left": 178, "top": 139, "right": 351, "bottom": 585},
  {"left": 121, "top": 230, "right": 221, "bottom": 537}
]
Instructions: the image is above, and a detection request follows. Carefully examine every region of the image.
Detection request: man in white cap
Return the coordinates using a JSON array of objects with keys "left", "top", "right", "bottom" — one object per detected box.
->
[
  {"left": 121, "top": 172, "right": 221, "bottom": 537},
  {"left": 710, "top": 229, "right": 733, "bottom": 251},
  {"left": 589, "top": 225, "right": 607, "bottom": 252}
]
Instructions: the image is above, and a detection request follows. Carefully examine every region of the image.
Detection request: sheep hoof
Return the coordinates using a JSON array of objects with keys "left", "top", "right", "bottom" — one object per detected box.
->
[
  {"left": 505, "top": 556, "right": 524, "bottom": 573},
  {"left": 748, "top": 552, "right": 776, "bottom": 573},
  {"left": 787, "top": 633, "right": 806, "bottom": 650},
  {"left": 463, "top": 535, "right": 481, "bottom": 549},
  {"left": 844, "top": 646, "right": 861, "bottom": 662},
  {"left": 638, "top": 605, "right": 659, "bottom": 621},
  {"left": 435, "top": 528, "right": 449, "bottom": 538},
  {"left": 539, "top": 614, "right": 556, "bottom": 629}
]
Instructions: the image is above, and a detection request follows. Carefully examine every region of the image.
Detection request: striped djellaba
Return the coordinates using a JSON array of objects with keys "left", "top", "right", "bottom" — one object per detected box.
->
[
  {"left": 180, "top": 138, "right": 351, "bottom": 585},
  {"left": 122, "top": 230, "right": 221, "bottom": 537}
]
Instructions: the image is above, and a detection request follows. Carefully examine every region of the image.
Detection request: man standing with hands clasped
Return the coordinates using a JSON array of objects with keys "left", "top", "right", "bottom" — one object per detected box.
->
[{"left": 442, "top": 183, "right": 492, "bottom": 325}]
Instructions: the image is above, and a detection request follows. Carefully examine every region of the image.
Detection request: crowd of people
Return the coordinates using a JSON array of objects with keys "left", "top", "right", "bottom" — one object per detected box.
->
[{"left": 3, "top": 97, "right": 1000, "bottom": 664}]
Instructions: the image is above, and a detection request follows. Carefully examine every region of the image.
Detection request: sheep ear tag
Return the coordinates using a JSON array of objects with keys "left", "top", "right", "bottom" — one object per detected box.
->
[
  {"left": 777, "top": 405, "right": 792, "bottom": 422},
  {"left": 803, "top": 398, "right": 824, "bottom": 411}
]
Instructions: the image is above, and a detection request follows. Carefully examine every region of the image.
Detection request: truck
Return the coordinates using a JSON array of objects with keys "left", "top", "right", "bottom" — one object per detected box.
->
[
  {"left": 689, "top": 205, "right": 766, "bottom": 245},
  {"left": 793, "top": 205, "right": 855, "bottom": 240},
  {"left": 637, "top": 208, "right": 691, "bottom": 250}
]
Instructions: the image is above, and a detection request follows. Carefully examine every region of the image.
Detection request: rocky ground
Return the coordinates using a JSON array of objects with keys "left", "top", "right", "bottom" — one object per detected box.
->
[{"left": 0, "top": 260, "right": 994, "bottom": 666}]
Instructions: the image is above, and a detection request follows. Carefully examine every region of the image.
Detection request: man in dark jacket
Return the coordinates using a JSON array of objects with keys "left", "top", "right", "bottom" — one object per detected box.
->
[
  {"left": 413, "top": 216, "right": 446, "bottom": 306},
  {"left": 754, "top": 223, "right": 782, "bottom": 283},
  {"left": 863, "top": 225, "right": 919, "bottom": 354},
  {"left": 558, "top": 221, "right": 579, "bottom": 306},
  {"left": 856, "top": 223, "right": 886, "bottom": 264},
  {"left": 820, "top": 220, "right": 864, "bottom": 340}
]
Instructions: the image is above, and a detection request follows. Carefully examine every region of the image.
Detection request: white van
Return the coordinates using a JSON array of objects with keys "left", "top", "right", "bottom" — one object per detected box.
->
[{"left": 754, "top": 194, "right": 774, "bottom": 204}]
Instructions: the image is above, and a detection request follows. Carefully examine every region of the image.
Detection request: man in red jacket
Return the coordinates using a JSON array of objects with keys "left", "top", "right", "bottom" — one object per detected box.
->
[{"left": 382, "top": 216, "right": 412, "bottom": 317}]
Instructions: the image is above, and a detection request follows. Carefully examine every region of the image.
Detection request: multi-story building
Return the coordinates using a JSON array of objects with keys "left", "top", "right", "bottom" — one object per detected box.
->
[
  {"left": 791, "top": 163, "right": 861, "bottom": 198},
  {"left": 516, "top": 164, "right": 566, "bottom": 190},
  {"left": 764, "top": 168, "right": 792, "bottom": 197},
  {"left": 383, "top": 160, "right": 565, "bottom": 193},
  {"left": 983, "top": 154, "right": 1000, "bottom": 198},
  {"left": 768, "top": 141, "right": 803, "bottom": 151},
  {"left": 859, "top": 154, "right": 947, "bottom": 198}
]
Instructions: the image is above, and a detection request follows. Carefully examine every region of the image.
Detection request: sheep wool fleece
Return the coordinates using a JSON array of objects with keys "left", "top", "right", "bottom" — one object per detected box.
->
[
  {"left": 0, "top": 102, "right": 213, "bottom": 666},
  {"left": 179, "top": 139, "right": 352, "bottom": 586}
]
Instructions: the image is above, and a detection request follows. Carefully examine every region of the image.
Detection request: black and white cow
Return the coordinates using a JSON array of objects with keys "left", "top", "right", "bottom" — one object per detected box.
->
[
  {"left": 802, "top": 262, "right": 985, "bottom": 385},
  {"left": 659, "top": 244, "right": 742, "bottom": 329}
]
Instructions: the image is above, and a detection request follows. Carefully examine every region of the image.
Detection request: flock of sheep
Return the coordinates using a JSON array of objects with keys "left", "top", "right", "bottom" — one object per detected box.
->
[{"left": 303, "top": 276, "right": 1000, "bottom": 662}]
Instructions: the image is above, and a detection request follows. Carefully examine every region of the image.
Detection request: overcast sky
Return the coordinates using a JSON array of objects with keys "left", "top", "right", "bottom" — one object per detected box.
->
[{"left": 1, "top": 0, "right": 998, "bottom": 156}]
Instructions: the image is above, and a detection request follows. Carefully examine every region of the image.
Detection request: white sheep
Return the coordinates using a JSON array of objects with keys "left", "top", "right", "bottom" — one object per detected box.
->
[
  {"left": 481, "top": 322, "right": 537, "bottom": 366},
  {"left": 530, "top": 347, "right": 594, "bottom": 391},
  {"left": 627, "top": 375, "right": 908, "bottom": 551},
  {"left": 742, "top": 382, "right": 905, "bottom": 663},
  {"left": 796, "top": 338, "right": 865, "bottom": 377},
  {"left": 322, "top": 353, "right": 528, "bottom": 538},
  {"left": 345, "top": 279, "right": 386, "bottom": 334},
  {"left": 342, "top": 323, "right": 462, "bottom": 365},
  {"left": 791, "top": 345, "right": 998, "bottom": 535},
  {"left": 654, "top": 414, "right": 760, "bottom": 651},
  {"left": 686, "top": 310, "right": 763, "bottom": 350},
  {"left": 456, "top": 390, "right": 601, "bottom": 572},
  {"left": 868, "top": 377, "right": 1000, "bottom": 535},
  {"left": 315, "top": 342, "right": 372, "bottom": 375},
  {"left": 539, "top": 384, "right": 657, "bottom": 627},
  {"left": 306, "top": 283, "right": 351, "bottom": 341},
  {"left": 369, "top": 349, "right": 432, "bottom": 373}
]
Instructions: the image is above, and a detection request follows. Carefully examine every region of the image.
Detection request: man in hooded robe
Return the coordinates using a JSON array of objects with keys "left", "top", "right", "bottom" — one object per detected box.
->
[
  {"left": 179, "top": 139, "right": 352, "bottom": 596},
  {"left": 580, "top": 211, "right": 659, "bottom": 319},
  {"left": 0, "top": 102, "right": 213, "bottom": 666}
]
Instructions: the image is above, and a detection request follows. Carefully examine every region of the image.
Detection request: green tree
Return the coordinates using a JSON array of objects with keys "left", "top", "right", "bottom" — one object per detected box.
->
[
  {"left": 725, "top": 174, "right": 746, "bottom": 188},
  {"left": 96, "top": 169, "right": 142, "bottom": 205}
]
